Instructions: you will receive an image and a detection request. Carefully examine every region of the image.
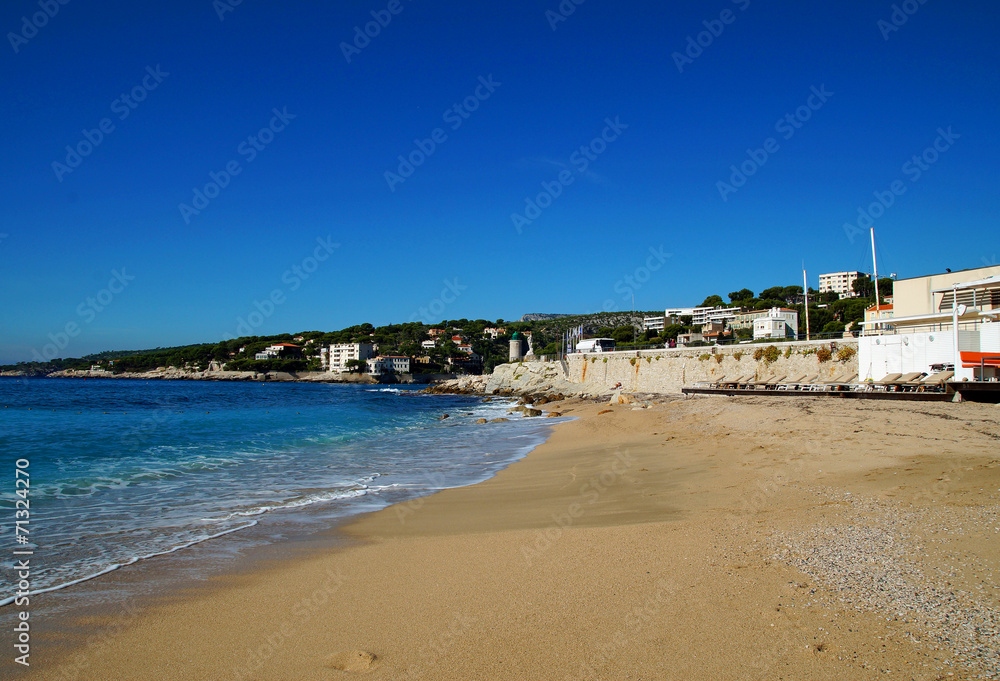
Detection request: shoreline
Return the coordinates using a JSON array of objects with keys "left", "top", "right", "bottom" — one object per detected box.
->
[
  {"left": 0, "top": 370, "right": 456, "bottom": 385},
  {"left": 18, "top": 395, "right": 1000, "bottom": 680}
]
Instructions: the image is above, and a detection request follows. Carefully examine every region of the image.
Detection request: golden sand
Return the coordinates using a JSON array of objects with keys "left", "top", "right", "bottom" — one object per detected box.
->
[{"left": 25, "top": 396, "right": 1000, "bottom": 680}]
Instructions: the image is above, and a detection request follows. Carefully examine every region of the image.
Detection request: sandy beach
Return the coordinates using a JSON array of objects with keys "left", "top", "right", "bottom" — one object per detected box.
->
[{"left": 24, "top": 395, "right": 1000, "bottom": 681}]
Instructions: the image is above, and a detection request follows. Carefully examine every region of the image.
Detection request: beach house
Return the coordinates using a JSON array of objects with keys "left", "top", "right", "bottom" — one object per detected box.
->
[
  {"left": 255, "top": 342, "right": 301, "bottom": 360},
  {"left": 858, "top": 264, "right": 1000, "bottom": 381}
]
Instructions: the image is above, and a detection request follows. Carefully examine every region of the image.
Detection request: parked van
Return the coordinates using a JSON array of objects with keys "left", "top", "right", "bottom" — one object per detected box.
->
[{"left": 575, "top": 338, "right": 616, "bottom": 353}]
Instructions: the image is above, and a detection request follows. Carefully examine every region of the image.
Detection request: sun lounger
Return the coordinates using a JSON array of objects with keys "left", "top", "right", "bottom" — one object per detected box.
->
[
  {"left": 792, "top": 374, "right": 819, "bottom": 390},
  {"left": 912, "top": 370, "right": 954, "bottom": 392},
  {"left": 756, "top": 375, "right": 786, "bottom": 390},
  {"left": 867, "top": 372, "right": 902, "bottom": 391},
  {"left": 822, "top": 373, "right": 857, "bottom": 391},
  {"left": 743, "top": 375, "right": 771, "bottom": 389},
  {"left": 720, "top": 374, "right": 751, "bottom": 389},
  {"left": 884, "top": 372, "right": 925, "bottom": 391},
  {"left": 776, "top": 375, "right": 806, "bottom": 391}
]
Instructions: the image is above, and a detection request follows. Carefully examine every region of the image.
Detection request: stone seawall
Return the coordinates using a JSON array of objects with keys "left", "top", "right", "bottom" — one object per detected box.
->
[
  {"left": 567, "top": 339, "right": 859, "bottom": 394},
  {"left": 430, "top": 340, "right": 859, "bottom": 398}
]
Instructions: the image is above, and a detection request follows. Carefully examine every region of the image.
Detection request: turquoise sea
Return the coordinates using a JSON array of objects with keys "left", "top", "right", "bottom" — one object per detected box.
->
[{"left": 0, "top": 378, "right": 555, "bottom": 608}]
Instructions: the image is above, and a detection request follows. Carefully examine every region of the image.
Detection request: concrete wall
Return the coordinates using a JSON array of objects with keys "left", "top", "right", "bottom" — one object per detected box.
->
[
  {"left": 561, "top": 339, "right": 859, "bottom": 394},
  {"left": 858, "top": 322, "right": 1000, "bottom": 381}
]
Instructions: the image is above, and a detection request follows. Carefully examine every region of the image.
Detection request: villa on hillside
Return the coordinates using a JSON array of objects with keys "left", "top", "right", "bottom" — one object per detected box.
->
[
  {"left": 366, "top": 355, "right": 411, "bottom": 376},
  {"left": 255, "top": 342, "right": 301, "bottom": 360},
  {"left": 752, "top": 308, "right": 798, "bottom": 340}
]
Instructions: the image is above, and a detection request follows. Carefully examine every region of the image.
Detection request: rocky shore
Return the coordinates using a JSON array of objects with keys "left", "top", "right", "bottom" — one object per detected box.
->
[
  {"left": 423, "top": 360, "right": 614, "bottom": 399},
  {"left": 39, "top": 368, "right": 379, "bottom": 383},
  {"left": 16, "top": 368, "right": 461, "bottom": 384}
]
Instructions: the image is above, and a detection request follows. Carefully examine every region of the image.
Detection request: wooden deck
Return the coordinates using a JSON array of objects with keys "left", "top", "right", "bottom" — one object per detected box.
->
[
  {"left": 682, "top": 381, "right": 1000, "bottom": 403},
  {"left": 680, "top": 386, "right": 954, "bottom": 401}
]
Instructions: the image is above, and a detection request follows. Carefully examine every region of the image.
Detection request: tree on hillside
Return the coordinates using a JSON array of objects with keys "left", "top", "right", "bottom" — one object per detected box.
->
[
  {"left": 701, "top": 294, "right": 725, "bottom": 307},
  {"left": 759, "top": 286, "right": 785, "bottom": 301},
  {"left": 851, "top": 275, "right": 895, "bottom": 302},
  {"left": 728, "top": 288, "right": 754, "bottom": 303},
  {"left": 782, "top": 285, "right": 804, "bottom": 302},
  {"left": 662, "top": 324, "right": 685, "bottom": 340},
  {"left": 612, "top": 326, "right": 635, "bottom": 344}
]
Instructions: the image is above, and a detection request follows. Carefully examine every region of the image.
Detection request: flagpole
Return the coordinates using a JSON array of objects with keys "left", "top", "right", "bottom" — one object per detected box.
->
[{"left": 803, "top": 267, "right": 810, "bottom": 341}]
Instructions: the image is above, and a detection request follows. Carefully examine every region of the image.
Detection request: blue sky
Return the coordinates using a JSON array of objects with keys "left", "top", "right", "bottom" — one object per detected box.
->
[{"left": 2, "top": 0, "right": 998, "bottom": 363}]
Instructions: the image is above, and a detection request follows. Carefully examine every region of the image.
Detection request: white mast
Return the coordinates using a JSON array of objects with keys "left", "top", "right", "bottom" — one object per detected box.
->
[
  {"left": 870, "top": 228, "right": 880, "bottom": 331},
  {"left": 803, "top": 267, "right": 810, "bottom": 341}
]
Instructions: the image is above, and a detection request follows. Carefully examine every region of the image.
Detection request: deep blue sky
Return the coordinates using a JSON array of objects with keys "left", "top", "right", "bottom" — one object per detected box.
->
[{"left": 3, "top": 0, "right": 998, "bottom": 363}]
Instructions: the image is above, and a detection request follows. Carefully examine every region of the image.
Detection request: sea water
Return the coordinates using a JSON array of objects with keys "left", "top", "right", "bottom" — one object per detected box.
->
[{"left": 0, "top": 378, "right": 555, "bottom": 608}]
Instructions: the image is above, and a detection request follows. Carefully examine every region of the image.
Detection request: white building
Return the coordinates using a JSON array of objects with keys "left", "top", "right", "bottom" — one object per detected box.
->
[
  {"left": 752, "top": 308, "right": 799, "bottom": 340},
  {"left": 366, "top": 355, "right": 411, "bottom": 376},
  {"left": 666, "top": 306, "right": 740, "bottom": 326},
  {"left": 819, "top": 271, "right": 863, "bottom": 299},
  {"left": 255, "top": 342, "right": 300, "bottom": 360},
  {"left": 859, "top": 266, "right": 1000, "bottom": 381},
  {"left": 325, "top": 343, "right": 374, "bottom": 372},
  {"left": 643, "top": 316, "right": 666, "bottom": 332},
  {"left": 701, "top": 306, "right": 741, "bottom": 326}
]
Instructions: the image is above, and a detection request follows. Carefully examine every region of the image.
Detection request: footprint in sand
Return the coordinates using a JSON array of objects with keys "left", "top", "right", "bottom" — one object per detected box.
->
[{"left": 326, "top": 650, "right": 379, "bottom": 673}]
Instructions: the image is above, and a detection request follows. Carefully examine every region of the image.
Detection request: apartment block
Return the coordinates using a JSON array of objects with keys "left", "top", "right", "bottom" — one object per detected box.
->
[{"left": 818, "top": 271, "right": 863, "bottom": 299}]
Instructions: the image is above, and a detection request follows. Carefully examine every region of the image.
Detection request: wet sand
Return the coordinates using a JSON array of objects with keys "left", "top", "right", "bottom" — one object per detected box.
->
[{"left": 21, "top": 396, "right": 1000, "bottom": 680}]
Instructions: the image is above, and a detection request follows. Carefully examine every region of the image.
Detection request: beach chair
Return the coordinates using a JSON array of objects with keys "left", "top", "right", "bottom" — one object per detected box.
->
[
  {"left": 725, "top": 374, "right": 754, "bottom": 390},
  {"left": 883, "top": 372, "right": 925, "bottom": 392},
  {"left": 776, "top": 375, "right": 805, "bottom": 391},
  {"left": 693, "top": 375, "right": 723, "bottom": 389},
  {"left": 754, "top": 375, "right": 785, "bottom": 390},
  {"left": 821, "top": 372, "right": 857, "bottom": 391},
  {"left": 793, "top": 374, "right": 819, "bottom": 391},
  {"left": 913, "top": 370, "right": 954, "bottom": 392},
  {"left": 867, "top": 372, "right": 902, "bottom": 392}
]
